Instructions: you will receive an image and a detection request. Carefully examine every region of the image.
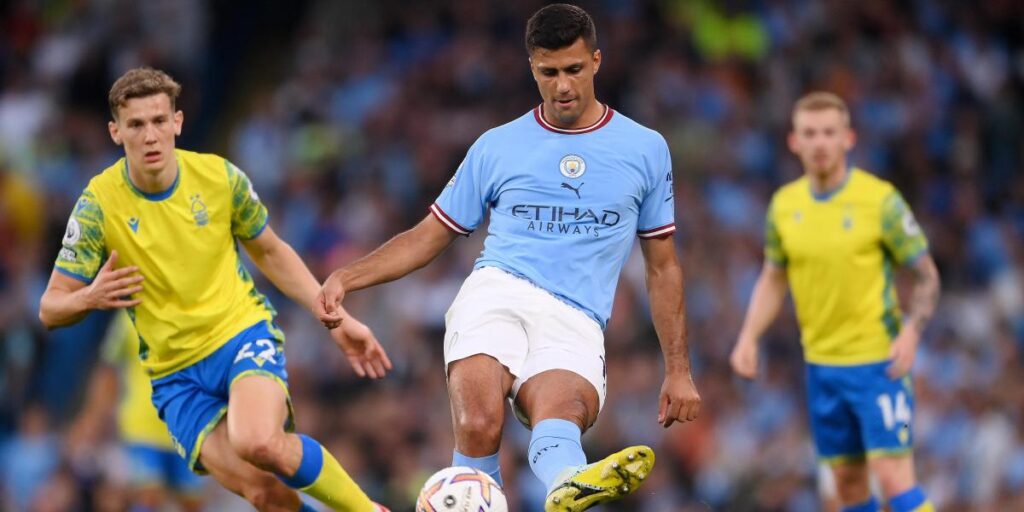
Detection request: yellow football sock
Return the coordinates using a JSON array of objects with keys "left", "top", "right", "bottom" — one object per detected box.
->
[{"left": 282, "top": 434, "right": 374, "bottom": 512}]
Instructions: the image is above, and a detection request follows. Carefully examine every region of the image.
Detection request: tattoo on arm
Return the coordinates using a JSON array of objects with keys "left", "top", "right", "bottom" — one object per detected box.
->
[{"left": 906, "top": 255, "right": 940, "bottom": 332}]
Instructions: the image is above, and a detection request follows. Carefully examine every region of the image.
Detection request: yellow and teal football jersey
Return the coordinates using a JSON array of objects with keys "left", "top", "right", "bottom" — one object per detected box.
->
[
  {"left": 765, "top": 168, "right": 928, "bottom": 365},
  {"left": 101, "top": 311, "right": 174, "bottom": 449},
  {"left": 55, "top": 149, "right": 279, "bottom": 378}
]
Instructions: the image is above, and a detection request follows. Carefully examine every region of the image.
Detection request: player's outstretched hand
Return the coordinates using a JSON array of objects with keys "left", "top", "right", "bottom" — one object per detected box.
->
[
  {"left": 330, "top": 315, "right": 393, "bottom": 379},
  {"left": 729, "top": 337, "right": 759, "bottom": 379},
  {"left": 84, "top": 250, "right": 144, "bottom": 309},
  {"left": 315, "top": 270, "right": 346, "bottom": 329},
  {"left": 658, "top": 371, "right": 701, "bottom": 428}
]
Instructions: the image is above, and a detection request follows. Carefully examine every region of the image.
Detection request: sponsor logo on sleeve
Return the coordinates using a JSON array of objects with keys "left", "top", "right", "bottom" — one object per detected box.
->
[
  {"left": 62, "top": 218, "right": 81, "bottom": 246},
  {"left": 902, "top": 212, "right": 921, "bottom": 236},
  {"left": 58, "top": 247, "right": 77, "bottom": 262}
]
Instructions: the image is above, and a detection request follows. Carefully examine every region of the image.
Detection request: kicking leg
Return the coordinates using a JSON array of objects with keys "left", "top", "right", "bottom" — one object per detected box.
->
[
  {"left": 518, "top": 369, "right": 652, "bottom": 512},
  {"left": 518, "top": 369, "right": 595, "bottom": 489}
]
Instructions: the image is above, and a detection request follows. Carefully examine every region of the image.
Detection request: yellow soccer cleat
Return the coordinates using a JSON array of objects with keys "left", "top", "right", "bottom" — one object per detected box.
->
[{"left": 545, "top": 445, "right": 655, "bottom": 512}]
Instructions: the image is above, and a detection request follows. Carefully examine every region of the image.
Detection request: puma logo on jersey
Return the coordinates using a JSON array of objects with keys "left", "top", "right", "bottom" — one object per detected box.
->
[{"left": 561, "top": 182, "right": 584, "bottom": 199}]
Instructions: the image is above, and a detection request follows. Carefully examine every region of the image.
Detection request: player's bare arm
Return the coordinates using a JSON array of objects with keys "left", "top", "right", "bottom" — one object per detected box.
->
[
  {"left": 903, "top": 254, "right": 941, "bottom": 334},
  {"left": 639, "top": 236, "right": 701, "bottom": 428},
  {"left": 887, "top": 253, "right": 940, "bottom": 378},
  {"left": 241, "top": 224, "right": 392, "bottom": 378},
  {"left": 240, "top": 224, "right": 323, "bottom": 312},
  {"left": 316, "top": 213, "right": 458, "bottom": 328},
  {"left": 38, "top": 250, "right": 143, "bottom": 329},
  {"left": 730, "top": 262, "right": 789, "bottom": 379}
]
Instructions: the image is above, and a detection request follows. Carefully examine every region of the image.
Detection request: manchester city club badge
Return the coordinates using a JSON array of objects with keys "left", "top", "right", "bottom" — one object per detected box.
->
[{"left": 559, "top": 154, "right": 586, "bottom": 179}]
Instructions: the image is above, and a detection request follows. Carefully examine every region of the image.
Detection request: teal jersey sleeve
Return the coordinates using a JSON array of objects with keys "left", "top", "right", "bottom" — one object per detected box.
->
[
  {"left": 764, "top": 198, "right": 786, "bottom": 266},
  {"left": 54, "top": 189, "right": 106, "bottom": 283},
  {"left": 881, "top": 190, "right": 928, "bottom": 265},
  {"left": 226, "top": 160, "right": 269, "bottom": 240}
]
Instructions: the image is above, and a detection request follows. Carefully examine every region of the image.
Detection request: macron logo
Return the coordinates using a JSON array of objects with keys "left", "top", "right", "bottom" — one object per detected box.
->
[{"left": 128, "top": 217, "right": 140, "bottom": 233}]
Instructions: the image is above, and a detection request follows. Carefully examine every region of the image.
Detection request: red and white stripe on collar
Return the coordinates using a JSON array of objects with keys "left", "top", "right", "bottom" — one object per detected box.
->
[{"left": 534, "top": 103, "right": 614, "bottom": 134}]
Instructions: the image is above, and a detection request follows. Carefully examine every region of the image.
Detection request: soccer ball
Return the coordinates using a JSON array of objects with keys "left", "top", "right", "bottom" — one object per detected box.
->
[{"left": 415, "top": 466, "right": 508, "bottom": 512}]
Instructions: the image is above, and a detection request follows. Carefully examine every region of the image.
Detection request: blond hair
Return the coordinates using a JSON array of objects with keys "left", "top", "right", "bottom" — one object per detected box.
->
[
  {"left": 793, "top": 91, "right": 850, "bottom": 126},
  {"left": 108, "top": 67, "right": 181, "bottom": 120}
]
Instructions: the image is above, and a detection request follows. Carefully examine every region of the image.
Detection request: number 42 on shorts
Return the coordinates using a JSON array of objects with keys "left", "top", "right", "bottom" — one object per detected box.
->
[{"left": 234, "top": 339, "right": 278, "bottom": 365}]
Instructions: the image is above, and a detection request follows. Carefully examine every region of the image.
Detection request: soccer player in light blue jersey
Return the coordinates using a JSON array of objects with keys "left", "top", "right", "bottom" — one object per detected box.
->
[{"left": 316, "top": 4, "right": 700, "bottom": 511}]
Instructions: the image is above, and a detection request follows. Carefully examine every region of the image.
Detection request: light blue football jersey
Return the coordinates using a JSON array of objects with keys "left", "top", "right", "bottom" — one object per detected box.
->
[{"left": 432, "top": 105, "right": 675, "bottom": 328}]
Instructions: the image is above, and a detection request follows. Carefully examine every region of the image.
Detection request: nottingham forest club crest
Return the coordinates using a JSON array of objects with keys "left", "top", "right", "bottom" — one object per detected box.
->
[
  {"left": 559, "top": 154, "right": 586, "bottom": 179},
  {"left": 190, "top": 193, "right": 209, "bottom": 227}
]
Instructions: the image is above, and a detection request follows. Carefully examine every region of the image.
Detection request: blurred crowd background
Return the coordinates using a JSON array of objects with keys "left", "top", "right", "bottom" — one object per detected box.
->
[{"left": 2, "top": 0, "right": 1023, "bottom": 510}]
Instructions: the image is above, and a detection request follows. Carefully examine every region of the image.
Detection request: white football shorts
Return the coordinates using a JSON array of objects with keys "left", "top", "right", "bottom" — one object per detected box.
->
[{"left": 443, "top": 266, "right": 607, "bottom": 425}]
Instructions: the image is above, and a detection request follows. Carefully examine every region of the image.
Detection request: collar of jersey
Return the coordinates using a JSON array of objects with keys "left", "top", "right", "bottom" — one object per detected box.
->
[
  {"left": 534, "top": 103, "right": 613, "bottom": 134},
  {"left": 123, "top": 154, "right": 181, "bottom": 202},
  {"left": 809, "top": 166, "right": 853, "bottom": 202}
]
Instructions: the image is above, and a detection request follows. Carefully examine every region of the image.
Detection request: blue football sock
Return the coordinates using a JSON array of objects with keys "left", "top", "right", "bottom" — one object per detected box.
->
[
  {"left": 453, "top": 450, "right": 502, "bottom": 487},
  {"left": 279, "top": 434, "right": 322, "bottom": 489},
  {"left": 889, "top": 486, "right": 930, "bottom": 512},
  {"left": 276, "top": 434, "right": 374, "bottom": 510},
  {"left": 842, "top": 496, "right": 879, "bottom": 512},
  {"left": 528, "top": 419, "right": 586, "bottom": 491}
]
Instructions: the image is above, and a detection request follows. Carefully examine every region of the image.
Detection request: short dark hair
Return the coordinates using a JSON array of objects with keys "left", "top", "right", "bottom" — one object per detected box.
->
[
  {"left": 108, "top": 67, "right": 181, "bottom": 120},
  {"left": 525, "top": 4, "right": 597, "bottom": 53}
]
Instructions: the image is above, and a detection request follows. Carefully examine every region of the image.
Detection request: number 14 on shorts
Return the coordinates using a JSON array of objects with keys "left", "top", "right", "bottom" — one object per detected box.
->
[{"left": 876, "top": 391, "right": 911, "bottom": 444}]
